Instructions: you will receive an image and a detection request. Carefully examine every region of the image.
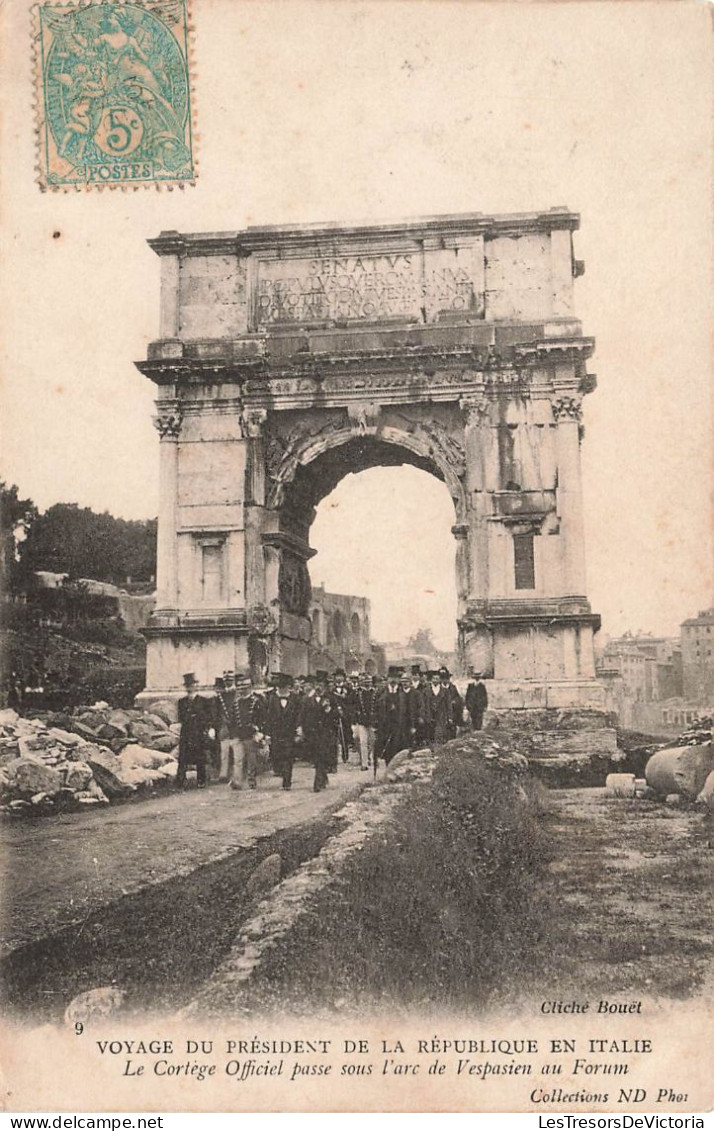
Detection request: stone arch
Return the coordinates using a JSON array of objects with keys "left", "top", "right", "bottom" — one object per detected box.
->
[
  {"left": 266, "top": 424, "right": 467, "bottom": 523},
  {"left": 350, "top": 611, "right": 361, "bottom": 648}
]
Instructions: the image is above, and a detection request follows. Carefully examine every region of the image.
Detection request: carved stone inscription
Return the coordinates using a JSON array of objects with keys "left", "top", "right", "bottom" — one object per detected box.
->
[{"left": 255, "top": 250, "right": 478, "bottom": 325}]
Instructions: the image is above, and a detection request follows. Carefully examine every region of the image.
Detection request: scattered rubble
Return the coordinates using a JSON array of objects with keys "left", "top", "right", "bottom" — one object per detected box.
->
[
  {"left": 604, "top": 717, "right": 714, "bottom": 809},
  {"left": 0, "top": 703, "right": 179, "bottom": 818}
]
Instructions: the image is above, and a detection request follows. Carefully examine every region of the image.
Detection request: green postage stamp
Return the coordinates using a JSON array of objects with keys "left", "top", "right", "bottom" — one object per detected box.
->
[{"left": 34, "top": 0, "right": 195, "bottom": 189}]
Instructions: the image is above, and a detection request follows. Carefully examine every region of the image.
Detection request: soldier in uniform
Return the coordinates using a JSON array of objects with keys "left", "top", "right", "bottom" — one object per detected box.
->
[
  {"left": 176, "top": 672, "right": 212, "bottom": 789},
  {"left": 229, "top": 672, "right": 265, "bottom": 790},
  {"left": 374, "top": 666, "right": 409, "bottom": 767},
  {"left": 214, "top": 670, "right": 238, "bottom": 781},
  {"left": 263, "top": 673, "right": 302, "bottom": 790},
  {"left": 465, "top": 670, "right": 489, "bottom": 731},
  {"left": 353, "top": 671, "right": 377, "bottom": 771}
]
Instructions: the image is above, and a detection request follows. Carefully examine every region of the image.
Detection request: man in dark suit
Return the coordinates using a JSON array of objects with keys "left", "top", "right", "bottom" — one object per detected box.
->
[
  {"left": 331, "top": 668, "right": 354, "bottom": 764},
  {"left": 465, "top": 670, "right": 489, "bottom": 730},
  {"left": 300, "top": 671, "right": 338, "bottom": 792},
  {"left": 420, "top": 667, "right": 463, "bottom": 746},
  {"left": 400, "top": 669, "right": 420, "bottom": 750},
  {"left": 374, "top": 666, "right": 409, "bottom": 766},
  {"left": 263, "top": 673, "right": 302, "bottom": 790},
  {"left": 176, "top": 672, "right": 212, "bottom": 789}
]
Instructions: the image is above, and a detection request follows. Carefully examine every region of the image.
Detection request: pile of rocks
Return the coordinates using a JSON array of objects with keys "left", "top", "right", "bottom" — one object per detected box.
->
[
  {"left": 675, "top": 716, "right": 712, "bottom": 748},
  {"left": 0, "top": 702, "right": 180, "bottom": 818}
]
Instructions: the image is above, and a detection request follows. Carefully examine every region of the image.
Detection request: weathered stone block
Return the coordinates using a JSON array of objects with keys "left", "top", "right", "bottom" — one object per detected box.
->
[{"left": 6, "top": 758, "right": 62, "bottom": 799}]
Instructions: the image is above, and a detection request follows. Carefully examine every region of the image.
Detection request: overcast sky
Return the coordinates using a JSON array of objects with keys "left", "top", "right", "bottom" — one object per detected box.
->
[{"left": 1, "top": 1, "right": 711, "bottom": 649}]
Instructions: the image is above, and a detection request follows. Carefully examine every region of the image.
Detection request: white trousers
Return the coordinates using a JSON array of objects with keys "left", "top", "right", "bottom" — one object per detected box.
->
[{"left": 355, "top": 724, "right": 375, "bottom": 769}]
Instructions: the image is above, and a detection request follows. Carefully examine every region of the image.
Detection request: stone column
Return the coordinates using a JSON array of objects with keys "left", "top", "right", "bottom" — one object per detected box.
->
[
  {"left": 460, "top": 394, "right": 491, "bottom": 600},
  {"left": 153, "top": 405, "right": 183, "bottom": 611},
  {"left": 243, "top": 408, "right": 268, "bottom": 610},
  {"left": 553, "top": 395, "right": 587, "bottom": 596}
]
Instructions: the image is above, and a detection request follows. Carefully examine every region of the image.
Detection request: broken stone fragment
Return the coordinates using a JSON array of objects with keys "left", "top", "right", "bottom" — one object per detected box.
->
[
  {"left": 85, "top": 748, "right": 137, "bottom": 798},
  {"left": 695, "top": 769, "right": 714, "bottom": 811},
  {"left": 61, "top": 761, "right": 94, "bottom": 792},
  {"left": 6, "top": 758, "right": 62, "bottom": 799},
  {"left": 47, "top": 727, "right": 82, "bottom": 747},
  {"left": 64, "top": 986, "right": 126, "bottom": 1028},
  {"left": 245, "top": 853, "right": 282, "bottom": 897},
  {"left": 605, "top": 773, "right": 636, "bottom": 798},
  {"left": 645, "top": 743, "right": 714, "bottom": 799},
  {"left": 146, "top": 732, "right": 179, "bottom": 753}
]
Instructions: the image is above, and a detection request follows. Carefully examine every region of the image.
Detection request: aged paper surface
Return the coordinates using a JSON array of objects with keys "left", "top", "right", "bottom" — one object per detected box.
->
[{"left": 1, "top": 0, "right": 712, "bottom": 1115}]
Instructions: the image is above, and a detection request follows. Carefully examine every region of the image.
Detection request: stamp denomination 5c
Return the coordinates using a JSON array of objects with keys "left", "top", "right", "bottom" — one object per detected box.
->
[{"left": 34, "top": 0, "right": 195, "bottom": 189}]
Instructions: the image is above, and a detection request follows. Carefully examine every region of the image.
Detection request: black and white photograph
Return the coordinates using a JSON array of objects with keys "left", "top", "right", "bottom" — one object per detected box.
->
[{"left": 0, "top": 0, "right": 712, "bottom": 1115}]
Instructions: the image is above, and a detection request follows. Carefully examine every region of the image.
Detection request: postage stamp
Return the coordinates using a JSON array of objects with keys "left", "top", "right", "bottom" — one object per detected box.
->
[{"left": 34, "top": 0, "right": 195, "bottom": 189}]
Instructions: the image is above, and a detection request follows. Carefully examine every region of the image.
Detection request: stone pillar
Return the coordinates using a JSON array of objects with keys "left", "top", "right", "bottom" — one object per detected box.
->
[
  {"left": 243, "top": 408, "right": 268, "bottom": 610},
  {"left": 460, "top": 394, "right": 491, "bottom": 600},
  {"left": 553, "top": 395, "right": 587, "bottom": 596},
  {"left": 153, "top": 404, "right": 183, "bottom": 611}
]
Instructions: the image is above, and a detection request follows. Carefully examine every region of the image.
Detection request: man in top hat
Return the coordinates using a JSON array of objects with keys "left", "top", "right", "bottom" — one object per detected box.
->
[
  {"left": 400, "top": 669, "right": 420, "bottom": 751},
  {"left": 229, "top": 672, "right": 266, "bottom": 790},
  {"left": 300, "top": 671, "right": 337, "bottom": 792},
  {"left": 374, "top": 666, "right": 409, "bottom": 767},
  {"left": 419, "top": 667, "right": 463, "bottom": 746},
  {"left": 439, "top": 665, "right": 463, "bottom": 735},
  {"left": 263, "top": 673, "right": 302, "bottom": 790},
  {"left": 465, "top": 669, "right": 488, "bottom": 731},
  {"left": 332, "top": 668, "right": 355, "bottom": 764},
  {"left": 176, "top": 673, "right": 212, "bottom": 789}
]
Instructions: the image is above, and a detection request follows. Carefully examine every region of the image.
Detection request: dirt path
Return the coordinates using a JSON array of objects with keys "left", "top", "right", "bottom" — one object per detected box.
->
[
  {"left": 0, "top": 761, "right": 366, "bottom": 956},
  {"left": 538, "top": 788, "right": 713, "bottom": 1001}
]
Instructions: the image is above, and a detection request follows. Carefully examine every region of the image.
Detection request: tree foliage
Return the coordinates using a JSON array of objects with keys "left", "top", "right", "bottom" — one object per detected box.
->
[
  {"left": 1, "top": 485, "right": 157, "bottom": 590},
  {"left": 23, "top": 504, "right": 157, "bottom": 585},
  {"left": 0, "top": 482, "right": 39, "bottom": 595}
]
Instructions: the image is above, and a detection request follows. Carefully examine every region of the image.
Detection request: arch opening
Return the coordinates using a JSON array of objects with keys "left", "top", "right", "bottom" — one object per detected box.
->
[{"left": 306, "top": 462, "right": 459, "bottom": 676}]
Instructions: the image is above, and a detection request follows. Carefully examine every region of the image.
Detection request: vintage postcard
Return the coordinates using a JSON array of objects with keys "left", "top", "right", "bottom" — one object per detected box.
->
[{"left": 0, "top": 0, "right": 712, "bottom": 1117}]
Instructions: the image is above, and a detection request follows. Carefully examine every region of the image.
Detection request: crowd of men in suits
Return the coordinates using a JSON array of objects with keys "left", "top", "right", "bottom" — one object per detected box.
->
[{"left": 176, "top": 665, "right": 489, "bottom": 795}]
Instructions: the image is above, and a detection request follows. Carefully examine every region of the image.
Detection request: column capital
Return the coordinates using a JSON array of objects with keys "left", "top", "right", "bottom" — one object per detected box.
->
[
  {"left": 552, "top": 395, "right": 582, "bottom": 423},
  {"left": 459, "top": 393, "right": 489, "bottom": 426},
  {"left": 241, "top": 407, "right": 268, "bottom": 438},
  {"left": 153, "top": 404, "right": 183, "bottom": 439}
]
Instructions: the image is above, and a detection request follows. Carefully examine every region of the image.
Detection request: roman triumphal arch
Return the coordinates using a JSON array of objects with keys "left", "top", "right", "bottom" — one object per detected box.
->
[{"left": 138, "top": 209, "right": 604, "bottom": 710}]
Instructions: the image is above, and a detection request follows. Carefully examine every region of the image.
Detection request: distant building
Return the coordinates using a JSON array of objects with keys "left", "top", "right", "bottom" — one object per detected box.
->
[
  {"left": 681, "top": 609, "right": 714, "bottom": 703},
  {"left": 600, "top": 634, "right": 682, "bottom": 703},
  {"left": 308, "top": 585, "right": 379, "bottom": 673},
  {"left": 597, "top": 626, "right": 712, "bottom": 735}
]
